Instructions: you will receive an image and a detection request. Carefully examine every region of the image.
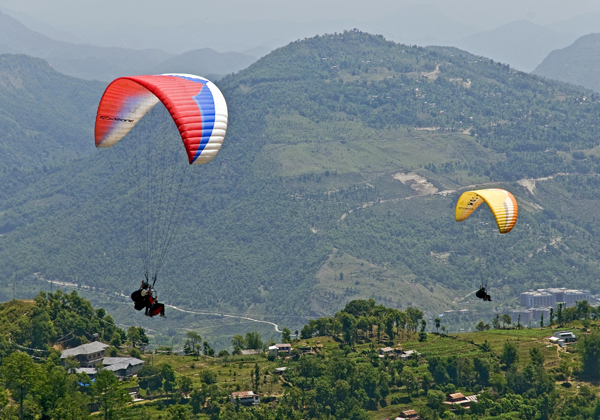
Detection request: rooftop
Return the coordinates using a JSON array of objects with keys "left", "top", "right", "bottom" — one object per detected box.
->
[
  {"left": 61, "top": 342, "right": 110, "bottom": 358},
  {"left": 102, "top": 357, "right": 144, "bottom": 366},
  {"left": 231, "top": 391, "right": 256, "bottom": 398},
  {"left": 276, "top": 343, "right": 292, "bottom": 348},
  {"left": 239, "top": 349, "right": 262, "bottom": 356}
]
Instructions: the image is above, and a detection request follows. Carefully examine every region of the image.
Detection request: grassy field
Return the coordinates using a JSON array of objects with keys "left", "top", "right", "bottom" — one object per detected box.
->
[
  {"left": 313, "top": 249, "right": 454, "bottom": 316},
  {"left": 80, "top": 319, "right": 597, "bottom": 419}
]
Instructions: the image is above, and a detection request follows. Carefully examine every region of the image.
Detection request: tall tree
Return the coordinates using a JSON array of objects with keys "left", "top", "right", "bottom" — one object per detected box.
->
[
  {"left": 93, "top": 370, "right": 131, "bottom": 420},
  {"left": 1, "top": 352, "right": 44, "bottom": 420},
  {"left": 185, "top": 332, "right": 202, "bottom": 358},
  {"left": 245, "top": 332, "right": 264, "bottom": 350},
  {"left": 162, "top": 364, "right": 177, "bottom": 397},
  {"left": 579, "top": 330, "right": 600, "bottom": 379}
]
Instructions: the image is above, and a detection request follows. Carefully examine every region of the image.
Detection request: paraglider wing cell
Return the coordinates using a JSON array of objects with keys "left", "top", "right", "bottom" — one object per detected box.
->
[
  {"left": 95, "top": 73, "right": 228, "bottom": 164},
  {"left": 455, "top": 189, "right": 518, "bottom": 234}
]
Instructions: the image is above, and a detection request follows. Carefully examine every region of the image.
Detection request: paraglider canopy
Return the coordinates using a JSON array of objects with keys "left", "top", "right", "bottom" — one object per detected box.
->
[
  {"left": 94, "top": 73, "right": 228, "bottom": 287},
  {"left": 95, "top": 73, "right": 228, "bottom": 165},
  {"left": 455, "top": 189, "right": 518, "bottom": 234}
]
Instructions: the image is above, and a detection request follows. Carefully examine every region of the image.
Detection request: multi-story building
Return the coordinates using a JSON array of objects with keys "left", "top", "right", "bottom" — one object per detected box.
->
[
  {"left": 519, "top": 291, "right": 554, "bottom": 308},
  {"left": 520, "top": 288, "right": 591, "bottom": 308}
]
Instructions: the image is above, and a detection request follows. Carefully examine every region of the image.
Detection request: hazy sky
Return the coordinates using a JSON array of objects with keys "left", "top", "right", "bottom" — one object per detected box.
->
[{"left": 2, "top": 0, "right": 600, "bottom": 31}]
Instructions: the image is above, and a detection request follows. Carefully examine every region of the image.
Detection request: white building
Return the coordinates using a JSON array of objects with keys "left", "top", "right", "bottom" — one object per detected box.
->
[{"left": 520, "top": 288, "right": 590, "bottom": 308}]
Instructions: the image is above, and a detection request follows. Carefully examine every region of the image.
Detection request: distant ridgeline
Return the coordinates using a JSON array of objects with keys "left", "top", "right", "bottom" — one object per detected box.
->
[{"left": 2, "top": 31, "right": 600, "bottom": 328}]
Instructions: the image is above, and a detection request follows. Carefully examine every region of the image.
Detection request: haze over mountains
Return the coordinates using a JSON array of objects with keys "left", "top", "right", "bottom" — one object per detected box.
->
[
  {"left": 0, "top": 10, "right": 256, "bottom": 81},
  {"left": 534, "top": 33, "right": 600, "bottom": 94},
  {"left": 3, "top": 3, "right": 599, "bottom": 73}
]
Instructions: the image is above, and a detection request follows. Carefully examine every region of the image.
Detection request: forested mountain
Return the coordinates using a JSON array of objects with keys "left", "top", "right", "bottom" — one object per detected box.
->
[
  {"left": 533, "top": 33, "right": 600, "bottom": 93},
  {"left": 0, "top": 54, "right": 103, "bottom": 168},
  {"left": 3, "top": 31, "right": 600, "bottom": 337},
  {"left": 0, "top": 11, "right": 256, "bottom": 81}
]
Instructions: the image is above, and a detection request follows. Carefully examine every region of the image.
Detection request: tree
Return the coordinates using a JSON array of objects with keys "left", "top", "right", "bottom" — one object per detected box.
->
[
  {"left": 400, "top": 368, "right": 418, "bottom": 396},
  {"left": 231, "top": 334, "right": 245, "bottom": 350},
  {"left": 1, "top": 352, "right": 44, "bottom": 420},
  {"left": 93, "top": 369, "right": 131, "bottom": 420},
  {"left": 252, "top": 363, "right": 261, "bottom": 392},
  {"left": 168, "top": 405, "right": 191, "bottom": 420},
  {"left": 338, "top": 312, "right": 357, "bottom": 345},
  {"left": 549, "top": 308, "right": 554, "bottom": 327},
  {"left": 126, "top": 326, "right": 148, "bottom": 349},
  {"left": 138, "top": 366, "right": 162, "bottom": 393},
  {"left": 162, "top": 364, "right": 177, "bottom": 396},
  {"left": 282, "top": 327, "right": 292, "bottom": 343},
  {"left": 179, "top": 376, "right": 193, "bottom": 396},
  {"left": 579, "top": 330, "right": 600, "bottom": 379},
  {"left": 53, "top": 391, "right": 90, "bottom": 420},
  {"left": 111, "top": 332, "right": 122, "bottom": 348},
  {"left": 190, "top": 389, "right": 207, "bottom": 414},
  {"left": 245, "top": 332, "right": 264, "bottom": 350},
  {"left": 500, "top": 341, "right": 519, "bottom": 368},
  {"left": 492, "top": 314, "right": 500, "bottom": 329},
  {"left": 557, "top": 303, "right": 564, "bottom": 326},
  {"left": 476, "top": 321, "right": 486, "bottom": 332},
  {"left": 530, "top": 347, "right": 545, "bottom": 366},
  {"left": 540, "top": 312, "right": 544, "bottom": 328},
  {"left": 434, "top": 317, "right": 441, "bottom": 333},
  {"left": 502, "top": 314, "right": 512, "bottom": 329},
  {"left": 426, "top": 389, "right": 445, "bottom": 409},
  {"left": 185, "top": 332, "right": 202, "bottom": 359}
]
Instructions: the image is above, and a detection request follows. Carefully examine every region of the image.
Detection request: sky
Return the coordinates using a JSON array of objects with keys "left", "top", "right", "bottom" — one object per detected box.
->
[{"left": 1, "top": 0, "right": 600, "bottom": 30}]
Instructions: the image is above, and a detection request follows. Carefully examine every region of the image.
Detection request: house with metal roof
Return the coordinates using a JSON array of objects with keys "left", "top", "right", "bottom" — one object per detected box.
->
[
  {"left": 60, "top": 342, "right": 110, "bottom": 368},
  {"left": 230, "top": 391, "right": 260, "bottom": 406},
  {"left": 101, "top": 357, "right": 144, "bottom": 377}
]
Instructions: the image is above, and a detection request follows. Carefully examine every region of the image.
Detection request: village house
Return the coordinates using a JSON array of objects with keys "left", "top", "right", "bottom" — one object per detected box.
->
[
  {"left": 399, "top": 349, "right": 419, "bottom": 361},
  {"left": 553, "top": 331, "right": 576, "bottom": 343},
  {"left": 443, "top": 393, "right": 479, "bottom": 408},
  {"left": 400, "top": 409, "right": 419, "bottom": 419},
  {"left": 102, "top": 357, "right": 145, "bottom": 377},
  {"left": 378, "top": 347, "right": 395, "bottom": 358},
  {"left": 298, "top": 343, "right": 316, "bottom": 355},
  {"left": 230, "top": 391, "right": 260, "bottom": 406},
  {"left": 73, "top": 357, "right": 144, "bottom": 379},
  {"left": 239, "top": 349, "right": 262, "bottom": 356},
  {"left": 268, "top": 343, "right": 292, "bottom": 357},
  {"left": 74, "top": 367, "right": 97, "bottom": 380},
  {"left": 60, "top": 342, "right": 110, "bottom": 368}
]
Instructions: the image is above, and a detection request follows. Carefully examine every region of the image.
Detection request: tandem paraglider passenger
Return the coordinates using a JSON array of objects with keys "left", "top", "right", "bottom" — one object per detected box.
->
[
  {"left": 475, "top": 286, "right": 492, "bottom": 302},
  {"left": 130, "top": 281, "right": 166, "bottom": 317},
  {"left": 147, "top": 293, "right": 166, "bottom": 318},
  {"left": 130, "top": 281, "right": 150, "bottom": 312}
]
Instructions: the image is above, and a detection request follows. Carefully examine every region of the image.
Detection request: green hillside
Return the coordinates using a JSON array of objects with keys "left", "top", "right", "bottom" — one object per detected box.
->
[
  {"left": 2, "top": 31, "right": 600, "bottom": 336},
  {"left": 2, "top": 295, "right": 600, "bottom": 420},
  {"left": 0, "top": 54, "right": 103, "bottom": 168}
]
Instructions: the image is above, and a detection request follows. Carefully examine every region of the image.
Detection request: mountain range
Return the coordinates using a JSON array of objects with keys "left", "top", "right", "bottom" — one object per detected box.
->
[
  {"left": 1, "top": 4, "right": 591, "bottom": 74},
  {"left": 0, "top": 10, "right": 256, "bottom": 81},
  {"left": 3, "top": 31, "right": 600, "bottom": 340},
  {"left": 533, "top": 33, "right": 600, "bottom": 94}
]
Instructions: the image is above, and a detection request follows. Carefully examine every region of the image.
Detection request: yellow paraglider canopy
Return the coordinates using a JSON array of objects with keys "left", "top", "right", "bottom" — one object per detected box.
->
[{"left": 455, "top": 189, "right": 518, "bottom": 234}]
